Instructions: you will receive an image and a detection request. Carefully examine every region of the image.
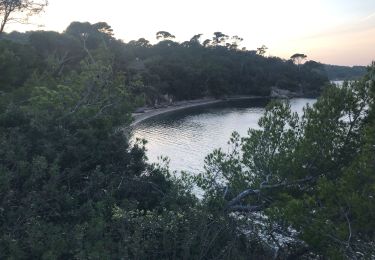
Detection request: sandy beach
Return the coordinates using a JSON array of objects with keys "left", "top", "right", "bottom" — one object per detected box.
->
[{"left": 130, "top": 96, "right": 266, "bottom": 127}]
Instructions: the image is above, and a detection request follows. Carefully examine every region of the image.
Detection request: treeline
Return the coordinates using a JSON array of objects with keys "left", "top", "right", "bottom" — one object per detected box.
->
[
  {"left": 1, "top": 22, "right": 328, "bottom": 105},
  {"left": 324, "top": 63, "right": 367, "bottom": 80}
]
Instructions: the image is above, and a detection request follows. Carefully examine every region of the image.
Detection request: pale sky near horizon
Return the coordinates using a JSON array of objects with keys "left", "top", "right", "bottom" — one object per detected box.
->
[{"left": 5, "top": 0, "right": 375, "bottom": 66}]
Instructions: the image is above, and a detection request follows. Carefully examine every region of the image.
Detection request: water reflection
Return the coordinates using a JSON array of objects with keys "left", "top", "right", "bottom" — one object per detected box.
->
[{"left": 131, "top": 98, "right": 315, "bottom": 173}]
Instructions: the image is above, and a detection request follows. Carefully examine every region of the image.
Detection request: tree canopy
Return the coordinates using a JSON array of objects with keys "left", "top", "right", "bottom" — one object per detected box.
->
[
  {"left": 291, "top": 53, "right": 308, "bottom": 66},
  {"left": 0, "top": 22, "right": 330, "bottom": 103},
  {"left": 156, "top": 30, "right": 175, "bottom": 41}
]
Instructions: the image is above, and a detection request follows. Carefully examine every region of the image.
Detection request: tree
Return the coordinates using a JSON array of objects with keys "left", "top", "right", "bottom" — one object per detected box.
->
[
  {"left": 185, "top": 33, "right": 202, "bottom": 48},
  {"left": 227, "top": 35, "right": 243, "bottom": 50},
  {"left": 93, "top": 21, "right": 113, "bottom": 37},
  {"left": 202, "top": 38, "right": 211, "bottom": 47},
  {"left": 190, "top": 33, "right": 202, "bottom": 43},
  {"left": 212, "top": 31, "right": 228, "bottom": 46},
  {"left": 256, "top": 45, "right": 268, "bottom": 56},
  {"left": 156, "top": 30, "right": 175, "bottom": 41},
  {"left": 290, "top": 53, "right": 307, "bottom": 66},
  {"left": 0, "top": 40, "right": 38, "bottom": 91},
  {"left": 134, "top": 37, "right": 151, "bottom": 47},
  {"left": 0, "top": 0, "right": 48, "bottom": 34}
]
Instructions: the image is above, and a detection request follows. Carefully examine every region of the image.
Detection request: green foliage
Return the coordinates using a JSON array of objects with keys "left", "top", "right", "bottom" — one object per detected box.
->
[
  {"left": 0, "top": 24, "right": 271, "bottom": 258},
  {"left": 197, "top": 64, "right": 375, "bottom": 258},
  {"left": 1, "top": 20, "right": 373, "bottom": 259},
  {"left": 0, "top": 40, "right": 39, "bottom": 91},
  {"left": 0, "top": 41, "right": 163, "bottom": 258}
]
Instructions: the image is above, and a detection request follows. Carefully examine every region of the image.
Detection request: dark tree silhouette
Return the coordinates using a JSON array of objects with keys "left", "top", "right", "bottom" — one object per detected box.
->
[
  {"left": 156, "top": 31, "right": 175, "bottom": 41},
  {"left": 291, "top": 53, "right": 307, "bottom": 66},
  {"left": 257, "top": 45, "right": 268, "bottom": 56},
  {"left": 212, "top": 31, "right": 229, "bottom": 46}
]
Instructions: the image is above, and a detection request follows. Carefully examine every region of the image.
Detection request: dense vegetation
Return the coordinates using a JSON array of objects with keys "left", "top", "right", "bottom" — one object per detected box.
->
[
  {"left": 197, "top": 67, "right": 375, "bottom": 258},
  {"left": 1, "top": 22, "right": 329, "bottom": 105},
  {"left": 324, "top": 64, "right": 367, "bottom": 80},
  {"left": 0, "top": 21, "right": 374, "bottom": 259}
]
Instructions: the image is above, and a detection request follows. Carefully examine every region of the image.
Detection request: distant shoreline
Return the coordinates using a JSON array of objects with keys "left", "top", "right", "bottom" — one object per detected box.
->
[{"left": 130, "top": 95, "right": 266, "bottom": 127}]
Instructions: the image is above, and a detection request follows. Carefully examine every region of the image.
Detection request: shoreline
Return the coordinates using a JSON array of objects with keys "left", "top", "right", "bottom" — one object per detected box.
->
[{"left": 130, "top": 95, "right": 267, "bottom": 127}]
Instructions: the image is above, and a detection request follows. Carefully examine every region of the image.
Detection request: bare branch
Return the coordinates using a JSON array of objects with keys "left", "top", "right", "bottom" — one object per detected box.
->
[
  {"left": 227, "top": 176, "right": 315, "bottom": 212},
  {"left": 81, "top": 34, "right": 96, "bottom": 64},
  {"left": 227, "top": 188, "right": 260, "bottom": 207},
  {"left": 344, "top": 211, "right": 352, "bottom": 251}
]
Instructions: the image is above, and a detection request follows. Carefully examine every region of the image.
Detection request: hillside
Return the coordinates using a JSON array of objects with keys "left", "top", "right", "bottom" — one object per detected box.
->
[
  {"left": 1, "top": 22, "right": 329, "bottom": 105},
  {"left": 324, "top": 64, "right": 367, "bottom": 80}
]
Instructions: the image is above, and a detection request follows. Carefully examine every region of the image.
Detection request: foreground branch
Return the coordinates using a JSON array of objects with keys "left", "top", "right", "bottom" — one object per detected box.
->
[{"left": 227, "top": 176, "right": 315, "bottom": 212}]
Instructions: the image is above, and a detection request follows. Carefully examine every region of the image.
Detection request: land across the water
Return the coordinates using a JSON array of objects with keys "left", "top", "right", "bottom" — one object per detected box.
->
[{"left": 130, "top": 95, "right": 268, "bottom": 127}]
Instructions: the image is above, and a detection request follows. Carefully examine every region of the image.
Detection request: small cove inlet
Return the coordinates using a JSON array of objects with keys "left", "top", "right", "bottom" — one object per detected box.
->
[{"left": 131, "top": 98, "right": 316, "bottom": 173}]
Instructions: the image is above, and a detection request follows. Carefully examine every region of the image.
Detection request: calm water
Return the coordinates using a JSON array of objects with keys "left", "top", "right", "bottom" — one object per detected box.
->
[
  {"left": 331, "top": 80, "right": 344, "bottom": 86},
  {"left": 131, "top": 98, "right": 316, "bottom": 173}
]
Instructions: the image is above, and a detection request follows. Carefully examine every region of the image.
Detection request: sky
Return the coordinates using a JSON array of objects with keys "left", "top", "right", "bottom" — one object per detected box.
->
[{"left": 5, "top": 0, "right": 375, "bottom": 66}]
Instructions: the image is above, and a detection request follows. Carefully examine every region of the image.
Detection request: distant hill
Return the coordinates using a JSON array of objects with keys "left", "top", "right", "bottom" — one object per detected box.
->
[{"left": 324, "top": 64, "right": 367, "bottom": 80}]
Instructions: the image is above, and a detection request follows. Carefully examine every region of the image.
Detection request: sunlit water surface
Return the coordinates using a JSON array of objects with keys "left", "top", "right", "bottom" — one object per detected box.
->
[{"left": 131, "top": 98, "right": 316, "bottom": 173}]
